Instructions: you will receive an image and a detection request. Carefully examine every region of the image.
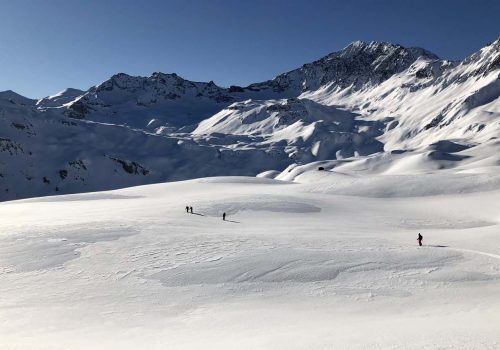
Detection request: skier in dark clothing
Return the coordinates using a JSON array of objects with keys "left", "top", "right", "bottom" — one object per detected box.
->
[
  {"left": 222, "top": 212, "right": 226, "bottom": 221},
  {"left": 190, "top": 206, "right": 193, "bottom": 214},
  {"left": 417, "top": 233, "right": 423, "bottom": 246},
  {"left": 185, "top": 206, "right": 189, "bottom": 213}
]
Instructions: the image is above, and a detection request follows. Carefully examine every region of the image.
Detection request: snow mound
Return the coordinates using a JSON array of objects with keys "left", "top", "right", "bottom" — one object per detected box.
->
[{"left": 256, "top": 170, "right": 281, "bottom": 179}]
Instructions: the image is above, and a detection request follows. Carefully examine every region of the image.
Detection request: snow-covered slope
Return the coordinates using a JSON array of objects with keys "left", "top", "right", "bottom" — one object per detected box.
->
[
  {"left": 193, "top": 98, "right": 385, "bottom": 162},
  {"left": 36, "top": 88, "right": 85, "bottom": 108},
  {"left": 302, "top": 39, "right": 500, "bottom": 150},
  {"left": 0, "top": 95, "right": 288, "bottom": 201},
  {"left": 196, "top": 39, "right": 499, "bottom": 154},
  {"left": 1, "top": 173, "right": 499, "bottom": 349},
  {"left": 0, "top": 38, "right": 499, "bottom": 200}
]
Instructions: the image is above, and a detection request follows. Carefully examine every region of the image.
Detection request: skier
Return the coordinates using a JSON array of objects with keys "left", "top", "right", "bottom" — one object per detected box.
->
[
  {"left": 185, "top": 206, "right": 189, "bottom": 213},
  {"left": 222, "top": 212, "right": 226, "bottom": 221},
  {"left": 417, "top": 233, "right": 423, "bottom": 246},
  {"left": 190, "top": 206, "right": 193, "bottom": 214}
]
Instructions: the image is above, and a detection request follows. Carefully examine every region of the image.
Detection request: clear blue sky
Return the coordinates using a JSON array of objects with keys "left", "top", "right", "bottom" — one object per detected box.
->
[{"left": 1, "top": 0, "right": 498, "bottom": 98}]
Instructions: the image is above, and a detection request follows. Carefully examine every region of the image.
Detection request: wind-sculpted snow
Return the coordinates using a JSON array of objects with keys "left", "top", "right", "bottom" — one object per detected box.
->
[
  {"left": 0, "top": 224, "right": 139, "bottom": 273},
  {"left": 151, "top": 247, "right": 460, "bottom": 286},
  {"left": 193, "top": 98, "right": 386, "bottom": 162},
  {"left": 0, "top": 175, "right": 499, "bottom": 349},
  {"left": 194, "top": 194, "right": 321, "bottom": 216},
  {"left": 276, "top": 143, "right": 500, "bottom": 197}
]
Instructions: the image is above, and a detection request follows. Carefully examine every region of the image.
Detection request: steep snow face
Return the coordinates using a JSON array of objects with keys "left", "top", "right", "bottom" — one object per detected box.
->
[
  {"left": 191, "top": 39, "right": 498, "bottom": 167},
  {"left": 193, "top": 98, "right": 385, "bottom": 162},
  {"left": 36, "top": 88, "right": 85, "bottom": 108},
  {"left": 303, "top": 39, "right": 500, "bottom": 150}
]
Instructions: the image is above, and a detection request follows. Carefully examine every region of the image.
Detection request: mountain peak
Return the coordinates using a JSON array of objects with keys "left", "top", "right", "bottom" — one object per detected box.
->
[
  {"left": 335, "top": 40, "right": 439, "bottom": 61},
  {"left": 48, "top": 88, "right": 84, "bottom": 98},
  {"left": 254, "top": 40, "right": 441, "bottom": 94},
  {"left": 0, "top": 90, "right": 36, "bottom": 105}
]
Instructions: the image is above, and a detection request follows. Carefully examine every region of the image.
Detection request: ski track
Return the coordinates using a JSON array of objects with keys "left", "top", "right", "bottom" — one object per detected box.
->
[{"left": 440, "top": 247, "right": 500, "bottom": 261}]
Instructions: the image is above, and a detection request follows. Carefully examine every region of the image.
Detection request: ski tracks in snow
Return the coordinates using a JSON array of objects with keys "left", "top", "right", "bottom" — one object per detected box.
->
[{"left": 432, "top": 246, "right": 500, "bottom": 261}]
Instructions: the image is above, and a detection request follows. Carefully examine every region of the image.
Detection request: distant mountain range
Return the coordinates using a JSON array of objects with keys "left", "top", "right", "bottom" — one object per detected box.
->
[{"left": 1, "top": 38, "right": 499, "bottom": 201}]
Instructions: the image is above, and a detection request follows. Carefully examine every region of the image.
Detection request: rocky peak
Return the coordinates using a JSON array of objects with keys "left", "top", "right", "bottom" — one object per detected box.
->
[
  {"left": 334, "top": 41, "right": 439, "bottom": 61},
  {"left": 247, "top": 41, "right": 440, "bottom": 94},
  {"left": 95, "top": 73, "right": 144, "bottom": 92},
  {"left": 460, "top": 37, "right": 500, "bottom": 76}
]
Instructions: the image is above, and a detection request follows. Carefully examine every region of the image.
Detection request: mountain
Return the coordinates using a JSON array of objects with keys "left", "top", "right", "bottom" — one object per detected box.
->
[
  {"left": 36, "top": 88, "right": 85, "bottom": 108},
  {"left": 302, "top": 38, "right": 500, "bottom": 150},
  {"left": 244, "top": 41, "right": 439, "bottom": 95},
  {"left": 0, "top": 39, "right": 499, "bottom": 201},
  {"left": 0, "top": 96, "right": 288, "bottom": 200},
  {"left": 192, "top": 98, "right": 385, "bottom": 163},
  {"left": 36, "top": 42, "right": 441, "bottom": 130},
  {"left": 36, "top": 73, "right": 236, "bottom": 130}
]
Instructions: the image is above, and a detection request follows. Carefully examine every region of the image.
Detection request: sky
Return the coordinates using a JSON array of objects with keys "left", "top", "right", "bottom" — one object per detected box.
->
[{"left": 0, "top": 0, "right": 498, "bottom": 99}]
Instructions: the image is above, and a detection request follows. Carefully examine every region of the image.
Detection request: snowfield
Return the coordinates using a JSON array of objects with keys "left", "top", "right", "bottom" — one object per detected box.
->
[{"left": 1, "top": 167, "right": 499, "bottom": 349}]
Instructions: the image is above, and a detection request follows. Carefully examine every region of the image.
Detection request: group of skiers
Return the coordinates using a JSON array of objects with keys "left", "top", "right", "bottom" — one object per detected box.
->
[
  {"left": 185, "top": 206, "right": 227, "bottom": 221},
  {"left": 185, "top": 206, "right": 425, "bottom": 246}
]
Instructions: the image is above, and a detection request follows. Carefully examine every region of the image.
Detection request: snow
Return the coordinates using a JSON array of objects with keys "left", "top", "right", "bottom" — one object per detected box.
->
[
  {"left": 1, "top": 170, "right": 499, "bottom": 349},
  {"left": 36, "top": 88, "right": 85, "bottom": 108},
  {"left": 256, "top": 170, "right": 281, "bottom": 178},
  {"left": 1, "top": 39, "right": 498, "bottom": 201}
]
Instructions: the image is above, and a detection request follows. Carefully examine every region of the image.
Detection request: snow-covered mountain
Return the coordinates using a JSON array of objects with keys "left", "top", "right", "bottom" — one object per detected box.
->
[
  {"left": 192, "top": 98, "right": 386, "bottom": 163},
  {"left": 244, "top": 41, "right": 439, "bottom": 95},
  {"left": 34, "top": 41, "right": 446, "bottom": 130},
  {"left": 47, "top": 73, "right": 236, "bottom": 129},
  {"left": 1, "top": 39, "right": 499, "bottom": 200},
  {"left": 0, "top": 93, "right": 288, "bottom": 200}
]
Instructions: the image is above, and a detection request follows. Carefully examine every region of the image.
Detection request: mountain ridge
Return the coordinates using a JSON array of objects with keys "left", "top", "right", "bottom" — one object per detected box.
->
[{"left": 0, "top": 39, "right": 498, "bottom": 201}]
